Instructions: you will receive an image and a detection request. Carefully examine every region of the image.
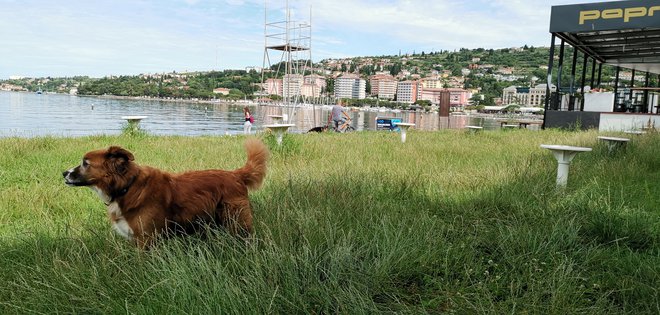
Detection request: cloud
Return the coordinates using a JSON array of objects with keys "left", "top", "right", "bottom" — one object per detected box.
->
[{"left": 0, "top": 0, "right": 588, "bottom": 78}]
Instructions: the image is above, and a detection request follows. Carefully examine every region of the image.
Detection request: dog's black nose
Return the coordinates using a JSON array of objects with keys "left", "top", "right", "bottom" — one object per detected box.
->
[{"left": 62, "top": 170, "right": 70, "bottom": 178}]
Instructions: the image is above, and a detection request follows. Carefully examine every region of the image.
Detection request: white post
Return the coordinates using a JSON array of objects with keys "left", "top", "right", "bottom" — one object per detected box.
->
[
  {"left": 275, "top": 130, "right": 284, "bottom": 145},
  {"left": 555, "top": 157, "right": 573, "bottom": 187}
]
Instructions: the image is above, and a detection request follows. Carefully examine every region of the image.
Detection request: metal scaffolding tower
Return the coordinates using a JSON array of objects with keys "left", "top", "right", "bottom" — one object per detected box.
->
[{"left": 261, "top": 0, "right": 312, "bottom": 121}]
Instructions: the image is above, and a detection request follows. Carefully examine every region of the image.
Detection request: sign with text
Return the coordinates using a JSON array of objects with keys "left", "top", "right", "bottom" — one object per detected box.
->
[
  {"left": 550, "top": 0, "right": 660, "bottom": 33},
  {"left": 376, "top": 117, "right": 402, "bottom": 131}
]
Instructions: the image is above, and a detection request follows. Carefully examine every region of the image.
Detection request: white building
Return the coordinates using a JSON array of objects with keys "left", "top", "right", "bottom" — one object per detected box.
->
[
  {"left": 335, "top": 74, "right": 366, "bottom": 99},
  {"left": 502, "top": 84, "right": 556, "bottom": 107}
]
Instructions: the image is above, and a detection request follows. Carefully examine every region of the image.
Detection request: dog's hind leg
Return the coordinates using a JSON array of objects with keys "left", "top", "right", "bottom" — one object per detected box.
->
[{"left": 218, "top": 198, "right": 254, "bottom": 237}]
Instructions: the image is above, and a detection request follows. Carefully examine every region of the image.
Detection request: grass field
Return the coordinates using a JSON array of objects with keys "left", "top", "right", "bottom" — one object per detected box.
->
[{"left": 0, "top": 129, "right": 658, "bottom": 314}]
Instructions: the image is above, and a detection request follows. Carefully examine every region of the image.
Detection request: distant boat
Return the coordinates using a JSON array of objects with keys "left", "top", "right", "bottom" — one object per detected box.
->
[{"left": 36, "top": 89, "right": 43, "bottom": 94}]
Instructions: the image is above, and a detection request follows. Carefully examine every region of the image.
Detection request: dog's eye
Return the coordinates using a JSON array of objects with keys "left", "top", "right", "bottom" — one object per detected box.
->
[{"left": 82, "top": 160, "right": 89, "bottom": 167}]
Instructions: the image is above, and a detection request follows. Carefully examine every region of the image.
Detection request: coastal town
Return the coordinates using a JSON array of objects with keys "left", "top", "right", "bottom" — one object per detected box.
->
[{"left": 3, "top": 45, "right": 642, "bottom": 113}]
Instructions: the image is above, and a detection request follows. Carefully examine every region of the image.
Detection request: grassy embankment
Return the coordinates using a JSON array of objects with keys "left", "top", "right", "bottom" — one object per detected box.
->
[{"left": 0, "top": 129, "right": 658, "bottom": 314}]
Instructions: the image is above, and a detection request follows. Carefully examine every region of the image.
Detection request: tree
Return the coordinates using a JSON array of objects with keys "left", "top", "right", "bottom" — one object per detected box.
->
[{"left": 389, "top": 63, "right": 402, "bottom": 76}]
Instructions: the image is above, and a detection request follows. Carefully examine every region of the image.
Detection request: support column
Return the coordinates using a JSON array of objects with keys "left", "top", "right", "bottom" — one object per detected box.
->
[
  {"left": 613, "top": 67, "right": 620, "bottom": 112},
  {"left": 542, "top": 34, "right": 556, "bottom": 130},
  {"left": 589, "top": 58, "right": 596, "bottom": 89},
  {"left": 629, "top": 69, "right": 636, "bottom": 103},
  {"left": 643, "top": 72, "right": 650, "bottom": 113},
  {"left": 579, "top": 53, "right": 588, "bottom": 111},
  {"left": 557, "top": 39, "right": 565, "bottom": 93},
  {"left": 569, "top": 47, "right": 578, "bottom": 111},
  {"left": 596, "top": 63, "right": 603, "bottom": 88}
]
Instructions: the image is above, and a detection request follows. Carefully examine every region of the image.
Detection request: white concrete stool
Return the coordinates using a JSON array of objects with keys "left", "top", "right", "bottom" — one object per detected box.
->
[
  {"left": 263, "top": 124, "right": 295, "bottom": 145},
  {"left": 540, "top": 144, "right": 592, "bottom": 188},
  {"left": 501, "top": 124, "right": 518, "bottom": 130},
  {"left": 268, "top": 115, "right": 284, "bottom": 124},
  {"left": 597, "top": 136, "right": 630, "bottom": 153},
  {"left": 465, "top": 125, "right": 483, "bottom": 133},
  {"left": 121, "top": 116, "right": 147, "bottom": 130},
  {"left": 395, "top": 123, "right": 415, "bottom": 143}
]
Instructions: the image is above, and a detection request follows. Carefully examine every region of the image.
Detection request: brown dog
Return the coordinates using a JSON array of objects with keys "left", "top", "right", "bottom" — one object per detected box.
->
[{"left": 63, "top": 139, "right": 269, "bottom": 248}]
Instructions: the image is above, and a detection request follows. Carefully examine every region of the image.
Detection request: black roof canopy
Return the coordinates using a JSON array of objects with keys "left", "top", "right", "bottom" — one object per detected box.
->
[{"left": 550, "top": 0, "right": 660, "bottom": 74}]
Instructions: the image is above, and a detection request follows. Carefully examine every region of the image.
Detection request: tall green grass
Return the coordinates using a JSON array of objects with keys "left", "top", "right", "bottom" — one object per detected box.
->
[{"left": 0, "top": 129, "right": 658, "bottom": 314}]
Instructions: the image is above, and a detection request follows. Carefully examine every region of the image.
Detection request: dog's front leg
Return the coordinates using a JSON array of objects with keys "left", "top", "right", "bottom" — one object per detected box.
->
[{"left": 131, "top": 215, "right": 165, "bottom": 249}]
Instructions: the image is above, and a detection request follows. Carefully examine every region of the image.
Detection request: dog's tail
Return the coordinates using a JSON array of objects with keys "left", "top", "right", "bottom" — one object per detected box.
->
[{"left": 236, "top": 138, "right": 269, "bottom": 190}]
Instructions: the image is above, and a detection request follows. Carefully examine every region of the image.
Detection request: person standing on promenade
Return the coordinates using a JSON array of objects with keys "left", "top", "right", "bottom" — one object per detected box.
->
[{"left": 243, "top": 106, "right": 253, "bottom": 134}]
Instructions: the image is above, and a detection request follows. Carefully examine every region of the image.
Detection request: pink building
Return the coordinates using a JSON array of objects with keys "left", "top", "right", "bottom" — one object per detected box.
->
[
  {"left": 213, "top": 87, "right": 230, "bottom": 95},
  {"left": 396, "top": 81, "right": 422, "bottom": 104},
  {"left": 420, "top": 88, "right": 471, "bottom": 107},
  {"left": 300, "top": 83, "right": 321, "bottom": 98},
  {"left": 304, "top": 74, "right": 327, "bottom": 92},
  {"left": 264, "top": 78, "right": 283, "bottom": 96},
  {"left": 370, "top": 74, "right": 396, "bottom": 99}
]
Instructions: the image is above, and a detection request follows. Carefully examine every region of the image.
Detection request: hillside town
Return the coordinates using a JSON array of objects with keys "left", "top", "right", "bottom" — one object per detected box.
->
[{"left": 2, "top": 46, "right": 632, "bottom": 111}]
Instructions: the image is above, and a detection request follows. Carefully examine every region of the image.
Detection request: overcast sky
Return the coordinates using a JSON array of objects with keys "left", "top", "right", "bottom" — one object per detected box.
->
[{"left": 0, "top": 0, "right": 597, "bottom": 78}]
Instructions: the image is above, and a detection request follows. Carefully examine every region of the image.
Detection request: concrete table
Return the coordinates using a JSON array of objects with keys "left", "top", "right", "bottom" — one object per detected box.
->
[
  {"left": 465, "top": 125, "right": 483, "bottom": 133},
  {"left": 268, "top": 115, "right": 284, "bottom": 124},
  {"left": 597, "top": 136, "right": 630, "bottom": 153},
  {"left": 121, "top": 116, "right": 147, "bottom": 130},
  {"left": 394, "top": 122, "right": 415, "bottom": 143},
  {"left": 263, "top": 124, "right": 295, "bottom": 145},
  {"left": 540, "top": 144, "right": 592, "bottom": 188},
  {"left": 501, "top": 124, "right": 518, "bottom": 130}
]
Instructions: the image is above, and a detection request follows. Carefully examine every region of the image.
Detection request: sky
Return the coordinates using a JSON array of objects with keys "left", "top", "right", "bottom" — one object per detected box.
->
[{"left": 0, "top": 0, "right": 597, "bottom": 79}]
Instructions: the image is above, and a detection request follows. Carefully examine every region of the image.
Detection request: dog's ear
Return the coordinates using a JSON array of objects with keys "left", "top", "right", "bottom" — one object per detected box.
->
[{"left": 106, "top": 146, "right": 134, "bottom": 173}]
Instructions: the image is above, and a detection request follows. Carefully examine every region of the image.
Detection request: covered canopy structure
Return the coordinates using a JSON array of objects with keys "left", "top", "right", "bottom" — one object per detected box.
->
[{"left": 543, "top": 0, "right": 660, "bottom": 130}]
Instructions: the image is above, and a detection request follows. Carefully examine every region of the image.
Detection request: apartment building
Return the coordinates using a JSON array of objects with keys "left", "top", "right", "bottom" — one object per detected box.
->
[
  {"left": 283, "top": 74, "right": 303, "bottom": 99},
  {"left": 502, "top": 84, "right": 556, "bottom": 107},
  {"left": 420, "top": 88, "right": 471, "bottom": 107},
  {"left": 303, "top": 74, "right": 327, "bottom": 97},
  {"left": 369, "top": 74, "right": 397, "bottom": 99},
  {"left": 300, "top": 83, "right": 320, "bottom": 98},
  {"left": 396, "top": 81, "right": 422, "bottom": 104},
  {"left": 264, "top": 78, "right": 283, "bottom": 96},
  {"left": 335, "top": 73, "right": 366, "bottom": 99},
  {"left": 421, "top": 76, "right": 443, "bottom": 89}
]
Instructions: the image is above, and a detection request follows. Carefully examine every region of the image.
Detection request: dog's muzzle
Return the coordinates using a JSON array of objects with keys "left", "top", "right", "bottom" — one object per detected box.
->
[{"left": 63, "top": 169, "right": 87, "bottom": 186}]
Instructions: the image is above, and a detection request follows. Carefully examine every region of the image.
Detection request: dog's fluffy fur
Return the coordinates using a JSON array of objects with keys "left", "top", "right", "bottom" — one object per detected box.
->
[
  {"left": 307, "top": 126, "right": 328, "bottom": 133},
  {"left": 63, "top": 139, "right": 269, "bottom": 248}
]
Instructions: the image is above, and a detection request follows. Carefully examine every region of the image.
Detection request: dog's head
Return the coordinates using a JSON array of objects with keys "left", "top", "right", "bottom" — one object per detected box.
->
[{"left": 63, "top": 146, "right": 136, "bottom": 190}]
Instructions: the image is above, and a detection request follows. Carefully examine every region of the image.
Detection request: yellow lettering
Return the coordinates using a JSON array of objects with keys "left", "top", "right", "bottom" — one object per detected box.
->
[
  {"left": 624, "top": 7, "right": 647, "bottom": 22},
  {"left": 602, "top": 8, "right": 623, "bottom": 19},
  {"left": 579, "top": 10, "right": 600, "bottom": 24},
  {"left": 579, "top": 6, "right": 660, "bottom": 24}
]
